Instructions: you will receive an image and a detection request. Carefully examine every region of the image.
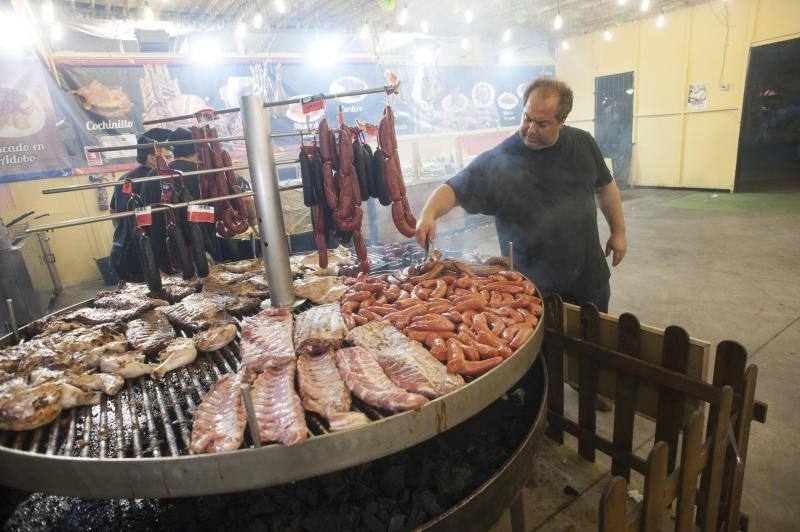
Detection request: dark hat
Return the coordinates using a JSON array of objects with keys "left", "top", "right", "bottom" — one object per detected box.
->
[
  {"left": 169, "top": 127, "right": 196, "bottom": 159},
  {"left": 136, "top": 127, "right": 173, "bottom": 164}
]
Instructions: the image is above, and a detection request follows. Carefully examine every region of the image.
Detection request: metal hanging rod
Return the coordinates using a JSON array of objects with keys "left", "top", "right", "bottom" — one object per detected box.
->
[
  {"left": 24, "top": 182, "right": 304, "bottom": 234},
  {"left": 85, "top": 129, "right": 314, "bottom": 154},
  {"left": 42, "top": 165, "right": 250, "bottom": 194},
  {"left": 142, "top": 83, "right": 397, "bottom": 126}
]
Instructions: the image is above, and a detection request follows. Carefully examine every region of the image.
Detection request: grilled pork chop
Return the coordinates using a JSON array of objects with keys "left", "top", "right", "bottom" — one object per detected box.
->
[
  {"left": 239, "top": 308, "right": 295, "bottom": 371},
  {"left": 152, "top": 337, "right": 197, "bottom": 379},
  {"left": 346, "top": 320, "right": 464, "bottom": 398},
  {"left": 252, "top": 361, "right": 308, "bottom": 446},
  {"left": 190, "top": 370, "right": 250, "bottom": 454},
  {"left": 333, "top": 346, "right": 428, "bottom": 413},
  {"left": 293, "top": 303, "right": 346, "bottom": 355},
  {"left": 157, "top": 292, "right": 233, "bottom": 331},
  {"left": 61, "top": 306, "right": 144, "bottom": 326},
  {"left": 126, "top": 311, "right": 176, "bottom": 354},
  {"left": 94, "top": 292, "right": 168, "bottom": 310},
  {"left": 193, "top": 323, "right": 237, "bottom": 352}
]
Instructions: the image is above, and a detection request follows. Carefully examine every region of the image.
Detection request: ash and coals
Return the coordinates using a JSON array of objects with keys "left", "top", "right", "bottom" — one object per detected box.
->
[{"left": 1, "top": 371, "right": 541, "bottom": 532}]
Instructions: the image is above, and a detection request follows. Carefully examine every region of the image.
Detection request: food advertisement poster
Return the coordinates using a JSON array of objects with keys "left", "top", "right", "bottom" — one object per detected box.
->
[
  {"left": 0, "top": 58, "right": 70, "bottom": 183},
  {"left": 0, "top": 57, "right": 553, "bottom": 183}
]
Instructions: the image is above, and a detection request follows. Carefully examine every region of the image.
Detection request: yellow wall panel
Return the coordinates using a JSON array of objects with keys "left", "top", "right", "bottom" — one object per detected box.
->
[
  {"left": 681, "top": 110, "right": 741, "bottom": 189},
  {"left": 596, "top": 23, "right": 637, "bottom": 77},
  {"left": 753, "top": 0, "right": 800, "bottom": 44},
  {"left": 634, "top": 115, "right": 683, "bottom": 186},
  {"left": 5, "top": 176, "right": 115, "bottom": 285},
  {"left": 637, "top": 10, "right": 688, "bottom": 116},
  {"left": 686, "top": 1, "right": 752, "bottom": 111},
  {"left": 556, "top": 33, "right": 595, "bottom": 122}
]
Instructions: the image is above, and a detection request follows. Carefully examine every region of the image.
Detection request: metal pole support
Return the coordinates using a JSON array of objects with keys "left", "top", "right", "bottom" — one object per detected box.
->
[
  {"left": 5, "top": 299, "right": 20, "bottom": 342},
  {"left": 240, "top": 93, "right": 295, "bottom": 308}
]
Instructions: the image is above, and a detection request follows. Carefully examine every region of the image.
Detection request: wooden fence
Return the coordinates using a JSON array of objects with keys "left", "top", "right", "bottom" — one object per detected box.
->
[{"left": 542, "top": 295, "right": 767, "bottom": 531}]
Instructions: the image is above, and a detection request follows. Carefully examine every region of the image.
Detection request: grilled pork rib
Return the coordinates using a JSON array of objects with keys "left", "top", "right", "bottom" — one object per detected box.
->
[
  {"left": 333, "top": 346, "right": 428, "bottom": 413},
  {"left": 346, "top": 320, "right": 464, "bottom": 398}
]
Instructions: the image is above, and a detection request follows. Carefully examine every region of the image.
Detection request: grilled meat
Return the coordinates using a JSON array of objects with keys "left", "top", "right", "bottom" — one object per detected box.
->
[
  {"left": 24, "top": 318, "right": 84, "bottom": 339},
  {"left": 190, "top": 370, "right": 249, "bottom": 454},
  {"left": 297, "top": 351, "right": 351, "bottom": 418},
  {"left": 294, "top": 303, "right": 346, "bottom": 355},
  {"left": 94, "top": 292, "right": 168, "bottom": 310},
  {"left": 157, "top": 292, "right": 233, "bottom": 332},
  {"left": 0, "top": 380, "right": 63, "bottom": 431},
  {"left": 126, "top": 311, "right": 176, "bottom": 354},
  {"left": 326, "top": 411, "right": 371, "bottom": 432},
  {"left": 346, "top": 320, "right": 464, "bottom": 398},
  {"left": 333, "top": 346, "right": 428, "bottom": 413},
  {"left": 203, "top": 271, "right": 269, "bottom": 299},
  {"left": 193, "top": 323, "right": 237, "bottom": 352},
  {"left": 253, "top": 361, "right": 308, "bottom": 446},
  {"left": 152, "top": 338, "right": 197, "bottom": 379},
  {"left": 293, "top": 276, "right": 347, "bottom": 304},
  {"left": 218, "top": 259, "right": 260, "bottom": 274},
  {"left": 239, "top": 308, "right": 295, "bottom": 371},
  {"left": 61, "top": 306, "right": 144, "bottom": 326},
  {"left": 100, "top": 351, "right": 155, "bottom": 379},
  {"left": 59, "top": 382, "right": 102, "bottom": 408}
]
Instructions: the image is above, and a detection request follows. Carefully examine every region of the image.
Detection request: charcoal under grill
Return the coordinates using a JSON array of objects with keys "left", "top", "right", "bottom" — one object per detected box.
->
[{"left": 0, "top": 299, "right": 543, "bottom": 499}]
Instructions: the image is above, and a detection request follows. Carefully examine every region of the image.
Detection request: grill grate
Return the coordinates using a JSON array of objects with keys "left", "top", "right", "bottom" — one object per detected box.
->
[{"left": 0, "top": 314, "right": 396, "bottom": 460}]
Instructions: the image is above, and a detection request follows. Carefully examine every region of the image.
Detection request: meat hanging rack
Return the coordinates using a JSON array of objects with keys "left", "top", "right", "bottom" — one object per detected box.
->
[{"left": 0, "top": 82, "right": 545, "bottom": 499}]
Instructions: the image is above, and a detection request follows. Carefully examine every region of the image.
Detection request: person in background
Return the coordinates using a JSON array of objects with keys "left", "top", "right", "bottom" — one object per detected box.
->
[
  {"left": 141, "top": 127, "right": 208, "bottom": 273},
  {"left": 108, "top": 128, "right": 172, "bottom": 281}
]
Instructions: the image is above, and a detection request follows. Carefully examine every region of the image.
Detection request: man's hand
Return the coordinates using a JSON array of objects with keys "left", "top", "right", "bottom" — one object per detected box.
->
[
  {"left": 605, "top": 233, "right": 627, "bottom": 266},
  {"left": 415, "top": 215, "right": 436, "bottom": 248}
]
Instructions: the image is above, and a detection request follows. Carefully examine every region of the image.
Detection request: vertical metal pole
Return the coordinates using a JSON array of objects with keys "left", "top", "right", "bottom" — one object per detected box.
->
[
  {"left": 240, "top": 384, "right": 262, "bottom": 448},
  {"left": 509, "top": 241, "right": 514, "bottom": 271},
  {"left": 240, "top": 93, "right": 295, "bottom": 308},
  {"left": 5, "top": 299, "right": 20, "bottom": 342}
]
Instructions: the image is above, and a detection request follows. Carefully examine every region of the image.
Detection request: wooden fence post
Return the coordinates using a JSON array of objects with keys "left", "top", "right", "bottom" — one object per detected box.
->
[
  {"left": 578, "top": 303, "right": 600, "bottom": 462},
  {"left": 599, "top": 476, "right": 628, "bottom": 532},
  {"left": 642, "top": 441, "right": 669, "bottom": 531},
  {"left": 611, "top": 312, "right": 641, "bottom": 482},
  {"left": 724, "top": 364, "right": 758, "bottom": 531},
  {"left": 654, "top": 326, "right": 691, "bottom": 473},
  {"left": 697, "top": 385, "right": 734, "bottom": 531},
  {"left": 676, "top": 410, "right": 704, "bottom": 532},
  {"left": 544, "top": 295, "right": 565, "bottom": 444}
]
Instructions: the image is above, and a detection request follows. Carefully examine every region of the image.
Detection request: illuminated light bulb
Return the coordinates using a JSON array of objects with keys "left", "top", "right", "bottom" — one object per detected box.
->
[
  {"left": 143, "top": 4, "right": 154, "bottom": 21},
  {"left": 640, "top": 0, "right": 650, "bottom": 11},
  {"left": 618, "top": 0, "right": 627, "bottom": 5},
  {"left": 603, "top": 30, "right": 613, "bottom": 41},
  {"left": 398, "top": 8, "right": 408, "bottom": 26},
  {"left": 554, "top": 13, "right": 563, "bottom": 30},
  {"left": 360, "top": 24, "right": 370, "bottom": 39},
  {"left": 499, "top": 50, "right": 514, "bottom": 64},
  {"left": 253, "top": 12, "right": 263, "bottom": 29},
  {"left": 461, "top": 37, "right": 469, "bottom": 49},
  {"left": 235, "top": 21, "right": 246, "bottom": 38},
  {"left": 656, "top": 14, "right": 665, "bottom": 27},
  {"left": 465, "top": 9, "right": 473, "bottom": 23},
  {"left": 275, "top": 0, "right": 286, "bottom": 14},
  {"left": 502, "top": 28, "right": 512, "bottom": 42},
  {"left": 420, "top": 20, "right": 429, "bottom": 33},
  {"left": 561, "top": 40, "right": 569, "bottom": 51}
]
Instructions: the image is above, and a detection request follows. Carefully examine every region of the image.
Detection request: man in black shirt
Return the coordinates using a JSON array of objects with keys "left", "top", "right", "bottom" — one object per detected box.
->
[
  {"left": 415, "top": 77, "right": 626, "bottom": 312},
  {"left": 108, "top": 128, "right": 172, "bottom": 281}
]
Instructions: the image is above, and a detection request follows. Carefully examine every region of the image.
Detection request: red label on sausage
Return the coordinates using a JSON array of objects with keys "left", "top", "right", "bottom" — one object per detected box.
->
[
  {"left": 187, "top": 204, "right": 215, "bottom": 223},
  {"left": 301, "top": 94, "right": 325, "bottom": 114},
  {"left": 134, "top": 206, "right": 152, "bottom": 227}
]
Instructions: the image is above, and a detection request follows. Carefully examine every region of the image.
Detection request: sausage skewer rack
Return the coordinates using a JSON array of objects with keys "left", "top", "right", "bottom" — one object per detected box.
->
[{"left": 2, "top": 82, "right": 545, "bottom": 500}]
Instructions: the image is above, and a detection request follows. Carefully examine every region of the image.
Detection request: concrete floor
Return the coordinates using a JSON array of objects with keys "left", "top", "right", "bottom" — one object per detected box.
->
[
  {"left": 437, "top": 185, "right": 800, "bottom": 531},
  {"left": 27, "top": 184, "right": 800, "bottom": 531}
]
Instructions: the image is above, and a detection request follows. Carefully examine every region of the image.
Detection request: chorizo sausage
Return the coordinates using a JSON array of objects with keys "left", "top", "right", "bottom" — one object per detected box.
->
[
  {"left": 451, "top": 356, "right": 504, "bottom": 377},
  {"left": 453, "top": 299, "right": 485, "bottom": 313},
  {"left": 510, "top": 327, "right": 533, "bottom": 349}
]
